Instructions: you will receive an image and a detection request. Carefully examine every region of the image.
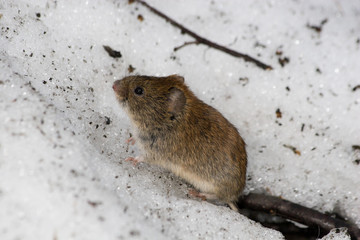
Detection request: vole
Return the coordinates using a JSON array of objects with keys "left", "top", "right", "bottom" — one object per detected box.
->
[
  {"left": 111, "top": 75, "right": 360, "bottom": 239},
  {"left": 112, "top": 75, "right": 247, "bottom": 211}
]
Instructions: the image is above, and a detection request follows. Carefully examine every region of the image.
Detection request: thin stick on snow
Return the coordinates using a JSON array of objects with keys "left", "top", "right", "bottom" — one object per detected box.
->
[{"left": 134, "top": 0, "right": 273, "bottom": 70}]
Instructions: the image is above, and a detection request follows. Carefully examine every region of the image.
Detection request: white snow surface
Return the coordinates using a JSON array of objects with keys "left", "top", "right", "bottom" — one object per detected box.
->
[
  {"left": 1, "top": 0, "right": 359, "bottom": 239},
  {"left": 320, "top": 228, "right": 352, "bottom": 240}
]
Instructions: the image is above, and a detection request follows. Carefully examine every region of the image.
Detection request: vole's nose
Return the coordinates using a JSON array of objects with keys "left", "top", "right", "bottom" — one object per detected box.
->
[
  {"left": 113, "top": 80, "right": 127, "bottom": 101},
  {"left": 113, "top": 80, "right": 121, "bottom": 92}
]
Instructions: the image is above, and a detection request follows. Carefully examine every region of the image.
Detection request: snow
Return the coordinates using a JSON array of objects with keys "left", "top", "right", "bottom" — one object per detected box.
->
[
  {"left": 321, "top": 228, "right": 352, "bottom": 240},
  {"left": 1, "top": 0, "right": 359, "bottom": 239}
]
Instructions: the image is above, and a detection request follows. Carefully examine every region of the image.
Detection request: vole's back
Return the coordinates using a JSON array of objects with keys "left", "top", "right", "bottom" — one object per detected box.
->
[{"left": 158, "top": 98, "right": 247, "bottom": 204}]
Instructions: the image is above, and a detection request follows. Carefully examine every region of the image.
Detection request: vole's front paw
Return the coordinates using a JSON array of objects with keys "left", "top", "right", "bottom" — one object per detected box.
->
[
  {"left": 125, "top": 137, "right": 136, "bottom": 145},
  {"left": 125, "top": 156, "right": 143, "bottom": 166}
]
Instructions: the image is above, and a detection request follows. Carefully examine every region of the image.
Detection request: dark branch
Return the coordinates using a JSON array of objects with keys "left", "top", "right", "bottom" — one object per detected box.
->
[
  {"left": 134, "top": 0, "right": 273, "bottom": 70},
  {"left": 352, "top": 85, "right": 360, "bottom": 92},
  {"left": 239, "top": 208, "right": 324, "bottom": 239},
  {"left": 174, "top": 41, "right": 199, "bottom": 52},
  {"left": 238, "top": 193, "right": 360, "bottom": 240}
]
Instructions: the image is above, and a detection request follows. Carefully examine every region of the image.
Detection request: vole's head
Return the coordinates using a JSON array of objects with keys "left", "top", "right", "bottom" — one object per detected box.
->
[{"left": 113, "top": 75, "right": 187, "bottom": 129}]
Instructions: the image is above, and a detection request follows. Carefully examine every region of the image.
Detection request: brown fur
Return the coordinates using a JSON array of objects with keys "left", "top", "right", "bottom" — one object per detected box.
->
[{"left": 113, "top": 75, "right": 247, "bottom": 209}]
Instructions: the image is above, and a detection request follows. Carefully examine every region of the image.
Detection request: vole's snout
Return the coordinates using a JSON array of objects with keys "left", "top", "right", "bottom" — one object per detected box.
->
[
  {"left": 112, "top": 80, "right": 121, "bottom": 92},
  {"left": 113, "top": 80, "right": 127, "bottom": 102}
]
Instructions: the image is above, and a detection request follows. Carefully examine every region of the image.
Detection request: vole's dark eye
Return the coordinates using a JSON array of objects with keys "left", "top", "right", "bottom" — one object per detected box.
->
[{"left": 134, "top": 87, "right": 144, "bottom": 96}]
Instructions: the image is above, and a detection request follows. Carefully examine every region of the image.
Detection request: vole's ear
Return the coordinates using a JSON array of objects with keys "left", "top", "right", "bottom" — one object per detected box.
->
[
  {"left": 167, "top": 87, "right": 186, "bottom": 116},
  {"left": 168, "top": 74, "right": 185, "bottom": 83}
]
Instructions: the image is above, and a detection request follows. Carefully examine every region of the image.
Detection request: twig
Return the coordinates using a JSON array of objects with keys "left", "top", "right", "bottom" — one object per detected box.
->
[
  {"left": 283, "top": 144, "right": 301, "bottom": 156},
  {"left": 306, "top": 18, "right": 328, "bottom": 33},
  {"left": 174, "top": 41, "right": 199, "bottom": 51},
  {"left": 134, "top": 0, "right": 273, "bottom": 70},
  {"left": 238, "top": 193, "right": 360, "bottom": 240},
  {"left": 352, "top": 85, "right": 360, "bottom": 92},
  {"left": 240, "top": 208, "right": 323, "bottom": 239}
]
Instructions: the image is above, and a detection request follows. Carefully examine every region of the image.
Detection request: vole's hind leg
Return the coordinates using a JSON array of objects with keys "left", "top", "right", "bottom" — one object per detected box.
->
[
  {"left": 125, "top": 156, "right": 144, "bottom": 166},
  {"left": 188, "top": 189, "right": 217, "bottom": 202},
  {"left": 188, "top": 189, "right": 239, "bottom": 211}
]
